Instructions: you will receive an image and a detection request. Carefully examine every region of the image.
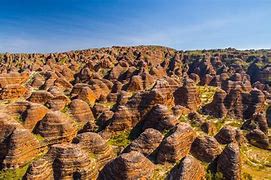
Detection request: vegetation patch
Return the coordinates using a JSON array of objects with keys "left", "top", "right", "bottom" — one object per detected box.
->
[
  {"left": 197, "top": 86, "right": 218, "bottom": 106},
  {"left": 241, "top": 143, "right": 271, "bottom": 179},
  {"left": 151, "top": 163, "right": 174, "bottom": 180},
  {"left": 0, "top": 164, "right": 29, "bottom": 180},
  {"left": 96, "top": 102, "right": 116, "bottom": 109},
  {"left": 15, "top": 115, "right": 24, "bottom": 123},
  {"left": 108, "top": 131, "right": 131, "bottom": 148},
  {"left": 61, "top": 105, "right": 69, "bottom": 113},
  {"left": 205, "top": 170, "right": 224, "bottom": 180},
  {"left": 33, "top": 134, "right": 45, "bottom": 142}
]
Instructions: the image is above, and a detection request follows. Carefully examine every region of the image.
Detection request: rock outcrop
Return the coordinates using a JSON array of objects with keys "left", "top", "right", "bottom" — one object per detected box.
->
[
  {"left": 73, "top": 132, "right": 114, "bottom": 168},
  {"left": 0, "top": 113, "right": 41, "bottom": 169},
  {"left": 98, "top": 151, "right": 154, "bottom": 180},
  {"left": 191, "top": 135, "right": 222, "bottom": 163},
  {"left": 34, "top": 111, "right": 77, "bottom": 145},
  {"left": 156, "top": 123, "right": 196, "bottom": 163},
  {"left": 203, "top": 90, "right": 228, "bottom": 118},
  {"left": 215, "top": 126, "right": 242, "bottom": 144},
  {"left": 0, "top": 84, "right": 28, "bottom": 100},
  {"left": 123, "top": 128, "right": 164, "bottom": 156},
  {"left": 142, "top": 104, "right": 178, "bottom": 131},
  {"left": 174, "top": 79, "right": 201, "bottom": 111},
  {"left": 217, "top": 143, "right": 241, "bottom": 180},
  {"left": 69, "top": 99, "right": 95, "bottom": 124},
  {"left": 167, "top": 155, "right": 205, "bottom": 180}
]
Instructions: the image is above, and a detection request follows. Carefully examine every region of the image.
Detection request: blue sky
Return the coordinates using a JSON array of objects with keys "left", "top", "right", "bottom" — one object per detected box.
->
[{"left": 0, "top": 0, "right": 271, "bottom": 53}]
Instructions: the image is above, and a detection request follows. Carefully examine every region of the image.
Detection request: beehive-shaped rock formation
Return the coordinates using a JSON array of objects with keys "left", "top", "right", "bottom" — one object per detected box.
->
[
  {"left": 174, "top": 79, "right": 201, "bottom": 111},
  {"left": 98, "top": 151, "right": 154, "bottom": 180},
  {"left": 123, "top": 128, "right": 164, "bottom": 156},
  {"left": 156, "top": 123, "right": 196, "bottom": 163},
  {"left": 35, "top": 111, "right": 77, "bottom": 145},
  {"left": 73, "top": 132, "right": 114, "bottom": 168},
  {"left": 217, "top": 143, "right": 241, "bottom": 180},
  {"left": 167, "top": 155, "right": 205, "bottom": 180}
]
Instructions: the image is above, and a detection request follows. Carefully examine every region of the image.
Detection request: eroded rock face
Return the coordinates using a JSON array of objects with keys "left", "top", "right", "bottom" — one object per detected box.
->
[
  {"left": 168, "top": 155, "right": 205, "bottom": 180},
  {"left": 25, "top": 157, "right": 54, "bottom": 180},
  {"left": 73, "top": 132, "right": 114, "bottom": 168},
  {"left": 107, "top": 105, "right": 136, "bottom": 132},
  {"left": 127, "top": 75, "right": 144, "bottom": 91},
  {"left": 244, "top": 88, "right": 266, "bottom": 119},
  {"left": 30, "top": 73, "right": 46, "bottom": 88},
  {"left": 191, "top": 135, "right": 222, "bottom": 163},
  {"left": 49, "top": 143, "right": 97, "bottom": 179},
  {"left": 98, "top": 151, "right": 154, "bottom": 180},
  {"left": 246, "top": 129, "right": 269, "bottom": 149},
  {"left": 215, "top": 126, "right": 242, "bottom": 144},
  {"left": 46, "top": 95, "right": 70, "bottom": 111},
  {"left": 74, "top": 86, "right": 96, "bottom": 106},
  {"left": 0, "top": 113, "right": 41, "bottom": 169},
  {"left": 217, "top": 143, "right": 241, "bottom": 180},
  {"left": 123, "top": 128, "right": 164, "bottom": 156},
  {"left": 156, "top": 123, "right": 196, "bottom": 163},
  {"left": 24, "top": 103, "right": 49, "bottom": 130},
  {"left": 28, "top": 91, "right": 54, "bottom": 104},
  {"left": 174, "top": 79, "right": 201, "bottom": 111},
  {"left": 224, "top": 88, "right": 244, "bottom": 119},
  {"left": 26, "top": 143, "right": 97, "bottom": 179},
  {"left": 143, "top": 104, "right": 178, "bottom": 131},
  {"left": 0, "top": 84, "right": 28, "bottom": 100},
  {"left": 242, "top": 113, "right": 269, "bottom": 134},
  {"left": 0, "top": 72, "right": 29, "bottom": 88},
  {"left": 203, "top": 90, "right": 228, "bottom": 118},
  {"left": 34, "top": 111, "right": 77, "bottom": 145},
  {"left": 69, "top": 99, "right": 95, "bottom": 124}
]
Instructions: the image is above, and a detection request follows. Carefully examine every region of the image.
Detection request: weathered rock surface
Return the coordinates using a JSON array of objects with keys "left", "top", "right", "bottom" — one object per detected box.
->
[
  {"left": 73, "top": 132, "right": 114, "bottom": 168},
  {"left": 191, "top": 135, "right": 222, "bottom": 163},
  {"left": 143, "top": 104, "right": 178, "bottom": 131},
  {"left": 69, "top": 99, "right": 95, "bottom": 124},
  {"left": 0, "top": 84, "right": 28, "bottom": 100},
  {"left": 217, "top": 143, "right": 241, "bottom": 180},
  {"left": 174, "top": 79, "right": 201, "bottom": 111},
  {"left": 34, "top": 111, "right": 77, "bottom": 145},
  {"left": 167, "top": 155, "right": 205, "bottom": 180},
  {"left": 26, "top": 143, "right": 97, "bottom": 179},
  {"left": 123, "top": 128, "right": 164, "bottom": 156},
  {"left": 246, "top": 129, "right": 269, "bottom": 149},
  {"left": 215, "top": 126, "right": 242, "bottom": 144},
  {"left": 0, "top": 113, "right": 41, "bottom": 169},
  {"left": 242, "top": 113, "right": 269, "bottom": 134},
  {"left": 156, "top": 123, "right": 196, "bottom": 163},
  {"left": 25, "top": 157, "right": 54, "bottom": 180},
  {"left": 98, "top": 151, "right": 154, "bottom": 180},
  {"left": 24, "top": 103, "right": 49, "bottom": 130},
  {"left": 48, "top": 143, "right": 97, "bottom": 179},
  {"left": 46, "top": 95, "right": 70, "bottom": 111},
  {"left": 0, "top": 72, "right": 29, "bottom": 87},
  {"left": 27, "top": 91, "right": 54, "bottom": 104},
  {"left": 203, "top": 90, "right": 228, "bottom": 118}
]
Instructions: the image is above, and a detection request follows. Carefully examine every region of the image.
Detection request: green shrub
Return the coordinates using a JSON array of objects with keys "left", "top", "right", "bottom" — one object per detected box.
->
[
  {"left": 0, "top": 164, "right": 29, "bottom": 180},
  {"left": 206, "top": 170, "right": 224, "bottom": 180},
  {"left": 33, "top": 134, "right": 45, "bottom": 142},
  {"left": 108, "top": 131, "right": 131, "bottom": 147},
  {"left": 242, "top": 172, "right": 253, "bottom": 180}
]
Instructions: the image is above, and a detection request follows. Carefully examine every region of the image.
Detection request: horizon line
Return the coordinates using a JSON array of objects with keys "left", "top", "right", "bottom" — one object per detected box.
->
[{"left": 0, "top": 44, "right": 270, "bottom": 55}]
